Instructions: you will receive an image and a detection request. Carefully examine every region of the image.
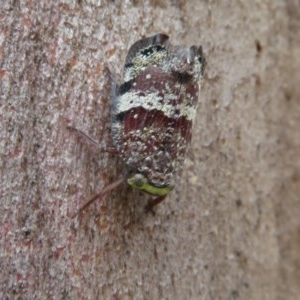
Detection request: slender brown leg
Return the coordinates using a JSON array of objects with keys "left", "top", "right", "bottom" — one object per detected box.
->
[
  {"left": 72, "top": 177, "right": 125, "bottom": 218},
  {"left": 145, "top": 195, "right": 167, "bottom": 214}
]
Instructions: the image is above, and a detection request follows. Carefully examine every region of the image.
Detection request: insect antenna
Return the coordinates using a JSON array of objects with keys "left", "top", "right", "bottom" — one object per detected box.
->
[{"left": 67, "top": 126, "right": 118, "bottom": 154}]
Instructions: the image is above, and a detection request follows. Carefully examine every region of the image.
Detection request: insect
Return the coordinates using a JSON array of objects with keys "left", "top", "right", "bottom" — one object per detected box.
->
[{"left": 72, "top": 33, "right": 205, "bottom": 215}]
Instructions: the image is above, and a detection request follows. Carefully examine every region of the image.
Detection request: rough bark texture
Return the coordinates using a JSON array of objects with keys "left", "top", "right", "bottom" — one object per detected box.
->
[{"left": 1, "top": 1, "right": 299, "bottom": 299}]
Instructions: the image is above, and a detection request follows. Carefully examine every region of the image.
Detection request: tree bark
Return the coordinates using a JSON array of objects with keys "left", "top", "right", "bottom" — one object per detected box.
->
[{"left": 1, "top": 1, "right": 299, "bottom": 299}]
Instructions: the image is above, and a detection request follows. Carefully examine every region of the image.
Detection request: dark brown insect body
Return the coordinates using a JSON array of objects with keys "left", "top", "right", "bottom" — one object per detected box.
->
[
  {"left": 111, "top": 34, "right": 205, "bottom": 200},
  {"left": 74, "top": 33, "right": 205, "bottom": 214}
]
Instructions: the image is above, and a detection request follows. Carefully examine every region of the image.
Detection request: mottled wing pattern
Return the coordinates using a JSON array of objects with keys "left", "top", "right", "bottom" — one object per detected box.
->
[
  {"left": 73, "top": 34, "right": 205, "bottom": 215},
  {"left": 111, "top": 34, "right": 205, "bottom": 188}
]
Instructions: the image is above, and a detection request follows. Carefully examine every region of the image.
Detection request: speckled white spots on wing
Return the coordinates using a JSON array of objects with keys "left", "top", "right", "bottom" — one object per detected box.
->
[{"left": 116, "top": 91, "right": 197, "bottom": 121}]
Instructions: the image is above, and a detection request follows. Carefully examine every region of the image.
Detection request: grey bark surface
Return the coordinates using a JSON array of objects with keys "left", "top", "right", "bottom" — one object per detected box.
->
[{"left": 1, "top": 1, "right": 299, "bottom": 299}]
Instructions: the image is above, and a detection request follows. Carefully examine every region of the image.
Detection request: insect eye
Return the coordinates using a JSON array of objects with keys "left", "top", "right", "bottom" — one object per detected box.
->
[
  {"left": 134, "top": 176, "right": 144, "bottom": 187},
  {"left": 128, "top": 173, "right": 147, "bottom": 187},
  {"left": 197, "top": 46, "right": 205, "bottom": 66}
]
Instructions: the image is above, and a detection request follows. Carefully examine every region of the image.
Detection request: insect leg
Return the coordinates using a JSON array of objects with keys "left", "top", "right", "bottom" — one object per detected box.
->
[{"left": 72, "top": 177, "right": 125, "bottom": 218}]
